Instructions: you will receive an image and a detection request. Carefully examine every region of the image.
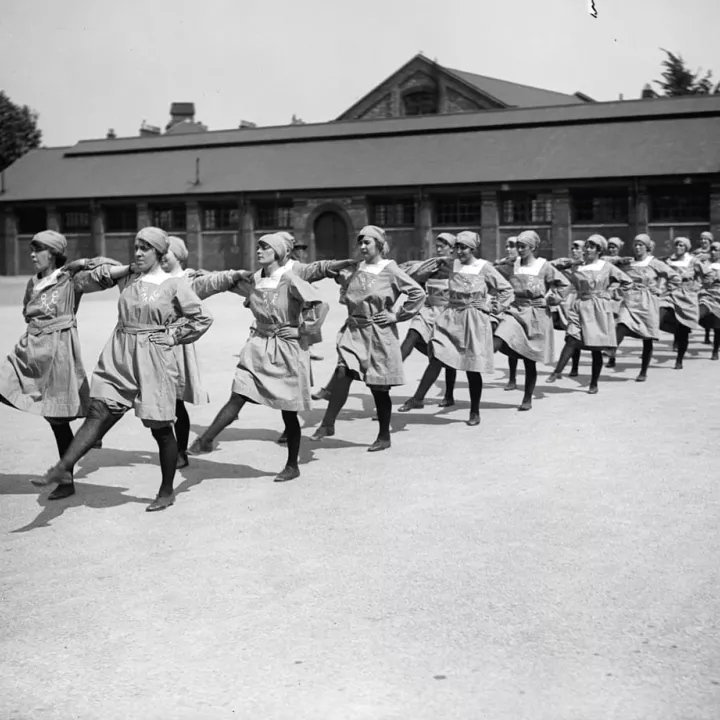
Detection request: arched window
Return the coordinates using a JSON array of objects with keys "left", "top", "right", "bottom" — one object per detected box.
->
[{"left": 402, "top": 88, "right": 439, "bottom": 116}]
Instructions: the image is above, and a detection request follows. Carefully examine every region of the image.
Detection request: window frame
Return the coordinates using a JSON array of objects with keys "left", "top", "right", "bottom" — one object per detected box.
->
[
  {"left": 571, "top": 191, "right": 629, "bottom": 225},
  {"left": 369, "top": 197, "right": 416, "bottom": 228},
  {"left": 202, "top": 204, "right": 240, "bottom": 231},
  {"left": 150, "top": 204, "right": 187, "bottom": 232},
  {"left": 434, "top": 195, "right": 482, "bottom": 226},
  {"left": 104, "top": 204, "right": 138, "bottom": 233},
  {"left": 648, "top": 187, "right": 710, "bottom": 224},
  {"left": 255, "top": 201, "right": 294, "bottom": 230},
  {"left": 61, "top": 207, "right": 92, "bottom": 233},
  {"left": 15, "top": 207, "right": 48, "bottom": 235},
  {"left": 499, "top": 192, "right": 554, "bottom": 226}
]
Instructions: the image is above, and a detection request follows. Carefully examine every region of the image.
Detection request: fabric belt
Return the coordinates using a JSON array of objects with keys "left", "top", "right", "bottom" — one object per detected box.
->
[
  {"left": 117, "top": 321, "right": 181, "bottom": 335},
  {"left": 347, "top": 315, "right": 374, "bottom": 329},
  {"left": 425, "top": 296, "right": 447, "bottom": 308},
  {"left": 513, "top": 298, "right": 546, "bottom": 309},
  {"left": 576, "top": 293, "right": 610, "bottom": 301},
  {"left": 27, "top": 315, "right": 77, "bottom": 336},
  {"left": 448, "top": 299, "right": 489, "bottom": 311},
  {"left": 253, "top": 322, "right": 299, "bottom": 340}
]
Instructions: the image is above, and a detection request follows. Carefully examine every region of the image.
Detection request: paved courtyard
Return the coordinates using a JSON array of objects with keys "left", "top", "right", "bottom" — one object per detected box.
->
[{"left": 0, "top": 275, "right": 718, "bottom": 719}]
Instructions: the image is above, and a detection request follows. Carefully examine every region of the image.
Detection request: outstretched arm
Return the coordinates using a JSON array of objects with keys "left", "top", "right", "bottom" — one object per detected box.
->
[{"left": 189, "top": 269, "right": 250, "bottom": 299}]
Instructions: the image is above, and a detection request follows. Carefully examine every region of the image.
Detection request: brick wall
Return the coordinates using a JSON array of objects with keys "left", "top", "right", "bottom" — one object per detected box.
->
[{"left": 105, "top": 234, "right": 135, "bottom": 264}]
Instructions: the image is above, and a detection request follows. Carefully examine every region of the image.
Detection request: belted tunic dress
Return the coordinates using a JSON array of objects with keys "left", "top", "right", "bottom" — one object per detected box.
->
[
  {"left": 494, "top": 257, "right": 570, "bottom": 364},
  {"left": 659, "top": 255, "right": 702, "bottom": 332},
  {"left": 90, "top": 273, "right": 212, "bottom": 421},
  {"left": 404, "top": 256, "right": 453, "bottom": 349},
  {"left": 0, "top": 266, "right": 116, "bottom": 419},
  {"left": 698, "top": 262, "right": 720, "bottom": 329}
]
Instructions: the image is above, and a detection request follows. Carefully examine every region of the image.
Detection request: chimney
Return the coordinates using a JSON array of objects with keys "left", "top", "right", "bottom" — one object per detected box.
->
[
  {"left": 106, "top": 128, "right": 116, "bottom": 139},
  {"left": 239, "top": 120, "right": 257, "bottom": 129},
  {"left": 167, "top": 102, "right": 195, "bottom": 130},
  {"left": 641, "top": 84, "right": 657, "bottom": 99},
  {"left": 139, "top": 120, "right": 161, "bottom": 137}
]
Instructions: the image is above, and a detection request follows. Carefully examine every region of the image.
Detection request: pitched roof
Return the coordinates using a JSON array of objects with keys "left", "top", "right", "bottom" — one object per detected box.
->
[
  {"left": 1, "top": 97, "right": 719, "bottom": 204},
  {"left": 444, "top": 67, "right": 587, "bottom": 108}
]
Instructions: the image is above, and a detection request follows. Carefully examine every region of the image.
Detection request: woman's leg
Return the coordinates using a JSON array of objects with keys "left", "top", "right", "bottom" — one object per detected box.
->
[
  {"left": 189, "top": 392, "right": 247, "bottom": 453},
  {"left": 275, "top": 411, "right": 301, "bottom": 481},
  {"left": 569, "top": 349, "right": 581, "bottom": 377},
  {"left": 589, "top": 351, "right": 603, "bottom": 394},
  {"left": 174, "top": 400, "right": 190, "bottom": 467},
  {"left": 146, "top": 425, "right": 178, "bottom": 511},
  {"left": 312, "top": 367, "right": 353, "bottom": 438},
  {"left": 674, "top": 327, "right": 690, "bottom": 369},
  {"left": 607, "top": 325, "right": 627, "bottom": 368},
  {"left": 398, "top": 358, "right": 443, "bottom": 411},
  {"left": 705, "top": 327, "right": 712, "bottom": 344},
  {"left": 505, "top": 356, "right": 519, "bottom": 391},
  {"left": 34, "top": 399, "right": 122, "bottom": 486},
  {"left": 637, "top": 339, "right": 653, "bottom": 381},
  {"left": 311, "top": 367, "right": 338, "bottom": 401},
  {"left": 47, "top": 421, "right": 76, "bottom": 500},
  {"left": 400, "top": 329, "right": 422, "bottom": 361},
  {"left": 466, "top": 372, "right": 482, "bottom": 426},
  {"left": 440, "top": 368, "right": 457, "bottom": 407},
  {"left": 368, "top": 387, "right": 392, "bottom": 452},
  {"left": 518, "top": 360, "right": 537, "bottom": 411},
  {"left": 547, "top": 340, "right": 577, "bottom": 381},
  {"left": 713, "top": 329, "right": 720, "bottom": 360}
]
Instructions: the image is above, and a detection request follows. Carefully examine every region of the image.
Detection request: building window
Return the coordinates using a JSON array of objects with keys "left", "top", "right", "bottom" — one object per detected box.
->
[
  {"left": 435, "top": 195, "right": 482, "bottom": 225},
  {"left": 104, "top": 205, "right": 137, "bottom": 233},
  {"left": 15, "top": 207, "right": 47, "bottom": 235},
  {"left": 202, "top": 204, "right": 240, "bottom": 231},
  {"left": 571, "top": 191, "right": 629, "bottom": 224},
  {"left": 255, "top": 202, "right": 293, "bottom": 230},
  {"left": 500, "top": 193, "right": 553, "bottom": 225},
  {"left": 370, "top": 198, "right": 416, "bottom": 227},
  {"left": 61, "top": 208, "right": 91, "bottom": 232},
  {"left": 403, "top": 89, "right": 439, "bottom": 116},
  {"left": 151, "top": 204, "right": 187, "bottom": 231},
  {"left": 649, "top": 186, "right": 710, "bottom": 223}
]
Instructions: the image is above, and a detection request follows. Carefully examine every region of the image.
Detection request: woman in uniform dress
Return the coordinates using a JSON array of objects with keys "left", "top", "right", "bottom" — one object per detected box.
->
[
  {"left": 426, "top": 231, "right": 514, "bottom": 426},
  {"left": 694, "top": 232, "right": 714, "bottom": 344},
  {"left": 397, "top": 232, "right": 458, "bottom": 412},
  {"left": 547, "top": 235, "right": 632, "bottom": 394},
  {"left": 0, "top": 230, "right": 122, "bottom": 499},
  {"left": 35, "top": 227, "right": 213, "bottom": 511},
  {"left": 698, "top": 239, "right": 720, "bottom": 360},
  {"left": 311, "top": 225, "right": 425, "bottom": 451},
  {"left": 608, "top": 234, "right": 680, "bottom": 381},
  {"left": 493, "top": 230, "right": 569, "bottom": 411},
  {"left": 188, "top": 233, "right": 331, "bottom": 482},
  {"left": 162, "top": 236, "right": 249, "bottom": 467},
  {"left": 659, "top": 237, "right": 702, "bottom": 369}
]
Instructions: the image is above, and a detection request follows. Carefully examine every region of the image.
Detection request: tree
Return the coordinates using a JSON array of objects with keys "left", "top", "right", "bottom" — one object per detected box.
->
[
  {"left": 0, "top": 91, "right": 42, "bottom": 172},
  {"left": 653, "top": 49, "right": 720, "bottom": 96}
]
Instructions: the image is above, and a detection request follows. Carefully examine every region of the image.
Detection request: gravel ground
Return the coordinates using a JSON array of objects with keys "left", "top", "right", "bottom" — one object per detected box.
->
[{"left": 1, "top": 276, "right": 718, "bottom": 720}]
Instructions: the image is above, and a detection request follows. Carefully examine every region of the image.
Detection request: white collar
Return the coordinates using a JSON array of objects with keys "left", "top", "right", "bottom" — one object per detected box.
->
[
  {"left": 359, "top": 259, "right": 391, "bottom": 275},
  {"left": 34, "top": 269, "right": 63, "bottom": 294},
  {"left": 579, "top": 259, "right": 605, "bottom": 271},
  {"left": 254, "top": 262, "right": 292, "bottom": 288},
  {"left": 631, "top": 255, "right": 653, "bottom": 267},
  {"left": 513, "top": 257, "right": 546, "bottom": 275},
  {"left": 139, "top": 269, "right": 173, "bottom": 286},
  {"left": 456, "top": 258, "right": 486, "bottom": 274}
]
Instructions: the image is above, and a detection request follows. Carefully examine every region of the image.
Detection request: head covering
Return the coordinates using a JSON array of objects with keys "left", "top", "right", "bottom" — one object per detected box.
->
[
  {"left": 674, "top": 236, "right": 691, "bottom": 253},
  {"left": 455, "top": 231, "right": 480, "bottom": 251},
  {"left": 358, "top": 225, "right": 389, "bottom": 256},
  {"left": 31, "top": 230, "right": 67, "bottom": 254},
  {"left": 277, "top": 231, "right": 295, "bottom": 253},
  {"left": 517, "top": 230, "right": 540, "bottom": 251},
  {"left": 571, "top": 239, "right": 586, "bottom": 249},
  {"left": 634, "top": 233, "right": 655, "bottom": 252},
  {"left": 436, "top": 232, "right": 456, "bottom": 247},
  {"left": 607, "top": 237, "right": 624, "bottom": 250},
  {"left": 136, "top": 226, "right": 169, "bottom": 254},
  {"left": 506, "top": 236, "right": 518, "bottom": 246},
  {"left": 586, "top": 234, "right": 608, "bottom": 253},
  {"left": 258, "top": 233, "right": 289, "bottom": 263},
  {"left": 167, "top": 236, "right": 188, "bottom": 262},
  {"left": 701, "top": 231, "right": 714, "bottom": 243}
]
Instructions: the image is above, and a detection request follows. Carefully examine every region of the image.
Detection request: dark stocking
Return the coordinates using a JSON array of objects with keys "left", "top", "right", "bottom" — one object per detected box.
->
[
  {"left": 281, "top": 411, "right": 301, "bottom": 469},
  {"left": 174, "top": 400, "right": 190, "bottom": 455},
  {"left": 401, "top": 330, "right": 422, "bottom": 361},
  {"left": 320, "top": 367, "right": 353, "bottom": 428},
  {"left": 640, "top": 339, "right": 653, "bottom": 376},
  {"left": 444, "top": 368, "right": 457, "bottom": 401},
  {"left": 553, "top": 341, "right": 577, "bottom": 375},
  {"left": 55, "top": 400, "right": 121, "bottom": 472},
  {"left": 370, "top": 388, "right": 392, "bottom": 441},
  {"left": 521, "top": 360, "right": 537, "bottom": 408},
  {"left": 570, "top": 349, "right": 581, "bottom": 375},
  {"left": 675, "top": 327, "right": 690, "bottom": 364},
  {"left": 714, "top": 329, "right": 720, "bottom": 355},
  {"left": 413, "top": 359, "right": 443, "bottom": 402},
  {"left": 201, "top": 392, "right": 247, "bottom": 445},
  {"left": 590, "top": 351, "right": 603, "bottom": 389},
  {"left": 706, "top": 327, "right": 712, "bottom": 344},
  {"left": 508, "top": 356, "right": 518, "bottom": 385},
  {"left": 467, "top": 372, "right": 483, "bottom": 414},
  {"left": 151, "top": 426, "right": 177, "bottom": 497},
  {"left": 616, "top": 324, "right": 628, "bottom": 347},
  {"left": 50, "top": 422, "right": 74, "bottom": 466}
]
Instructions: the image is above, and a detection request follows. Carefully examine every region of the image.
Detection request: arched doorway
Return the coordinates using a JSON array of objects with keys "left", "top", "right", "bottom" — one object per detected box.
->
[{"left": 313, "top": 211, "right": 348, "bottom": 260}]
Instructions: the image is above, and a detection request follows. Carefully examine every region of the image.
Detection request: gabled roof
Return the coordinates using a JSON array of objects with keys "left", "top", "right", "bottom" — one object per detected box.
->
[{"left": 444, "top": 67, "right": 588, "bottom": 108}]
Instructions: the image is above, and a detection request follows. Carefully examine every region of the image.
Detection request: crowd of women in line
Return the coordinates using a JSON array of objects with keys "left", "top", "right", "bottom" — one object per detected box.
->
[{"left": 1, "top": 224, "right": 718, "bottom": 513}]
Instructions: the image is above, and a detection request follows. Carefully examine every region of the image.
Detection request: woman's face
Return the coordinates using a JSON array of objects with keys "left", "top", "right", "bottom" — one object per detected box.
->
[
  {"left": 161, "top": 250, "right": 181, "bottom": 273},
  {"left": 455, "top": 243, "right": 474, "bottom": 264},
  {"left": 571, "top": 242, "right": 584, "bottom": 260},
  {"left": 256, "top": 241, "right": 277, "bottom": 266},
  {"left": 135, "top": 240, "right": 161, "bottom": 273},
  {"left": 29, "top": 242, "right": 55, "bottom": 274},
  {"left": 358, "top": 236, "right": 382, "bottom": 262},
  {"left": 516, "top": 239, "right": 533, "bottom": 261},
  {"left": 701, "top": 236, "right": 712, "bottom": 251},
  {"left": 633, "top": 241, "right": 648, "bottom": 260},
  {"left": 674, "top": 240, "right": 687, "bottom": 257},
  {"left": 435, "top": 240, "right": 452, "bottom": 257},
  {"left": 583, "top": 241, "right": 600, "bottom": 263},
  {"left": 607, "top": 244, "right": 620, "bottom": 257},
  {"left": 505, "top": 240, "right": 518, "bottom": 259},
  {"left": 710, "top": 243, "right": 720, "bottom": 262}
]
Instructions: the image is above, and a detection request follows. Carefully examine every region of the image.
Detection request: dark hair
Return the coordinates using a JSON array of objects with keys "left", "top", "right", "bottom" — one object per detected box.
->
[{"left": 53, "top": 251, "right": 68, "bottom": 268}]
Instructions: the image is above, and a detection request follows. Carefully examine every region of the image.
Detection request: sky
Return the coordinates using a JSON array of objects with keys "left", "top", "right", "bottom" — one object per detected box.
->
[{"left": 1, "top": 0, "right": 718, "bottom": 147}]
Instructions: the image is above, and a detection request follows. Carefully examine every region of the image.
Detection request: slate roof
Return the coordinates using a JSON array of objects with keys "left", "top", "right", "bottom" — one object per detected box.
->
[{"left": 1, "top": 96, "right": 719, "bottom": 204}]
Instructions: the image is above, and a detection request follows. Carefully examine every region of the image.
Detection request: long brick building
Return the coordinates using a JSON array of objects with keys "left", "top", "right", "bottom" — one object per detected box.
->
[{"left": 1, "top": 54, "right": 719, "bottom": 275}]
